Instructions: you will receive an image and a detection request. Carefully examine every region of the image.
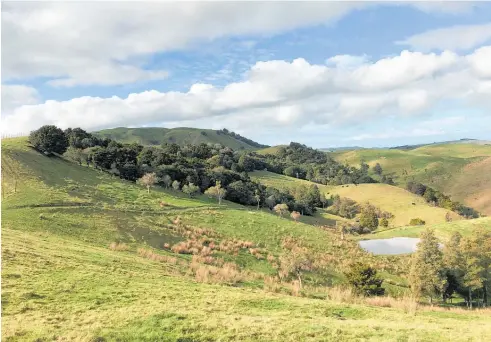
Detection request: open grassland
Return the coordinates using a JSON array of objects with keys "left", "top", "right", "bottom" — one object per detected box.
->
[
  {"left": 3, "top": 138, "right": 491, "bottom": 341},
  {"left": 4, "top": 228, "right": 491, "bottom": 342},
  {"left": 250, "top": 171, "right": 459, "bottom": 227},
  {"left": 366, "top": 217, "right": 491, "bottom": 241},
  {"left": 256, "top": 145, "right": 287, "bottom": 155},
  {"left": 332, "top": 143, "right": 491, "bottom": 215}
]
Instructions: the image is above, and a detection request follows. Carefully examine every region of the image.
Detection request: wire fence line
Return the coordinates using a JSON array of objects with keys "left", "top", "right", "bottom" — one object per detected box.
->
[{"left": 1, "top": 132, "right": 29, "bottom": 139}]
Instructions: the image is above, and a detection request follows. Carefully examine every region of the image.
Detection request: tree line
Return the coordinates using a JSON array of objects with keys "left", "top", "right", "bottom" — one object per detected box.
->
[
  {"left": 406, "top": 181, "right": 480, "bottom": 218},
  {"left": 410, "top": 228, "right": 491, "bottom": 308},
  {"left": 31, "top": 125, "right": 373, "bottom": 216}
]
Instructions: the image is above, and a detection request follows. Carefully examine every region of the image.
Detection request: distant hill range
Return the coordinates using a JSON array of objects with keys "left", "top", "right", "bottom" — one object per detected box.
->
[
  {"left": 321, "top": 138, "right": 490, "bottom": 152},
  {"left": 93, "top": 127, "right": 269, "bottom": 150}
]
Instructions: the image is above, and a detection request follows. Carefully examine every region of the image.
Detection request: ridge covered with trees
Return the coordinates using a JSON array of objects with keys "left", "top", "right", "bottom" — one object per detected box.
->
[{"left": 29, "top": 125, "right": 376, "bottom": 217}]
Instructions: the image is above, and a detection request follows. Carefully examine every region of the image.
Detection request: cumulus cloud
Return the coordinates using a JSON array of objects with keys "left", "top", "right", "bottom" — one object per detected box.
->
[
  {"left": 2, "top": 1, "right": 480, "bottom": 87},
  {"left": 3, "top": 46, "right": 491, "bottom": 136},
  {"left": 1, "top": 85, "right": 40, "bottom": 113},
  {"left": 397, "top": 23, "right": 491, "bottom": 51}
]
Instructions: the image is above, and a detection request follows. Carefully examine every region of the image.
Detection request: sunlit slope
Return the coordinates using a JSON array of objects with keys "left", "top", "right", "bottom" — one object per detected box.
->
[
  {"left": 367, "top": 217, "right": 491, "bottom": 241},
  {"left": 2, "top": 138, "right": 491, "bottom": 341},
  {"left": 250, "top": 171, "right": 460, "bottom": 227},
  {"left": 94, "top": 126, "right": 266, "bottom": 150},
  {"left": 332, "top": 143, "right": 491, "bottom": 215}
]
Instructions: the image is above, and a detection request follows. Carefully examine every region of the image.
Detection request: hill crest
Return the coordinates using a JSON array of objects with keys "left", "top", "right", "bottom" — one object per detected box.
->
[{"left": 93, "top": 127, "right": 269, "bottom": 150}]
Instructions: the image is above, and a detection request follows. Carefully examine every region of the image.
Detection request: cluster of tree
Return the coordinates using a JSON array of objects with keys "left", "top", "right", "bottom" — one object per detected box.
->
[
  {"left": 372, "top": 163, "right": 394, "bottom": 185},
  {"left": 328, "top": 196, "right": 393, "bottom": 233},
  {"left": 406, "top": 181, "right": 480, "bottom": 218},
  {"left": 410, "top": 229, "right": 491, "bottom": 308},
  {"left": 29, "top": 125, "right": 331, "bottom": 215},
  {"left": 244, "top": 142, "right": 377, "bottom": 186},
  {"left": 409, "top": 218, "right": 426, "bottom": 226},
  {"left": 218, "top": 128, "right": 269, "bottom": 149},
  {"left": 327, "top": 195, "right": 360, "bottom": 219}
]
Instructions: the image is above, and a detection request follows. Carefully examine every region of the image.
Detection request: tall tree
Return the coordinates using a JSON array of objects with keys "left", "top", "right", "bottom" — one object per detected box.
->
[
  {"left": 359, "top": 203, "right": 379, "bottom": 232},
  {"left": 373, "top": 163, "right": 383, "bottom": 176},
  {"left": 410, "top": 229, "right": 446, "bottom": 304}
]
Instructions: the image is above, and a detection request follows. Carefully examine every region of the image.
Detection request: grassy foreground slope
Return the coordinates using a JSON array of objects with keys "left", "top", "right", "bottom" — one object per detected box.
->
[
  {"left": 332, "top": 143, "right": 491, "bottom": 215},
  {"left": 94, "top": 127, "right": 266, "bottom": 150},
  {"left": 250, "top": 171, "right": 460, "bottom": 227},
  {"left": 3, "top": 138, "right": 491, "bottom": 341}
]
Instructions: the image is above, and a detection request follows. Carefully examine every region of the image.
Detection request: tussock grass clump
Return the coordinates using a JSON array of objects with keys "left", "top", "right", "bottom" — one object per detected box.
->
[
  {"left": 137, "top": 248, "right": 178, "bottom": 264},
  {"left": 190, "top": 261, "right": 244, "bottom": 285},
  {"left": 109, "top": 242, "right": 129, "bottom": 251}
]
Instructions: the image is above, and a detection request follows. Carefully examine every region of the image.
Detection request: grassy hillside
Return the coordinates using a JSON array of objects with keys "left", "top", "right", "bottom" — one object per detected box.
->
[
  {"left": 256, "top": 145, "right": 287, "bottom": 155},
  {"left": 94, "top": 127, "right": 267, "bottom": 150},
  {"left": 332, "top": 143, "right": 491, "bottom": 215},
  {"left": 3, "top": 138, "right": 491, "bottom": 341},
  {"left": 250, "top": 171, "right": 461, "bottom": 227},
  {"left": 366, "top": 217, "right": 491, "bottom": 241}
]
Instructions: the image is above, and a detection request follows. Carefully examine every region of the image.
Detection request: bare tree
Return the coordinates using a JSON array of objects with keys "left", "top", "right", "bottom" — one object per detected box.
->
[
  {"left": 137, "top": 173, "right": 157, "bottom": 193},
  {"left": 205, "top": 181, "right": 227, "bottom": 205}
]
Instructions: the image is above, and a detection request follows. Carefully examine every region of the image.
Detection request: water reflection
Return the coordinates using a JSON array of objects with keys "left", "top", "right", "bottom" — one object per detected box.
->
[{"left": 359, "top": 237, "right": 420, "bottom": 255}]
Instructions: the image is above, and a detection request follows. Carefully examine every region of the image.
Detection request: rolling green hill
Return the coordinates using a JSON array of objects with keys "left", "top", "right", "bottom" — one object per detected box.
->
[
  {"left": 94, "top": 127, "right": 268, "bottom": 150},
  {"left": 366, "top": 217, "right": 491, "bottom": 241},
  {"left": 250, "top": 170, "right": 461, "bottom": 227},
  {"left": 3, "top": 138, "right": 491, "bottom": 341},
  {"left": 332, "top": 143, "right": 491, "bottom": 216}
]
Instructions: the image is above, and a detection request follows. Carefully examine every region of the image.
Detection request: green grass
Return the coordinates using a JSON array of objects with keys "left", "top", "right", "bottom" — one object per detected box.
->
[
  {"left": 366, "top": 217, "right": 491, "bottom": 241},
  {"left": 250, "top": 171, "right": 459, "bottom": 227},
  {"left": 332, "top": 143, "right": 491, "bottom": 215},
  {"left": 4, "top": 228, "right": 491, "bottom": 342},
  {"left": 3, "top": 137, "right": 491, "bottom": 341},
  {"left": 94, "top": 126, "right": 266, "bottom": 150}
]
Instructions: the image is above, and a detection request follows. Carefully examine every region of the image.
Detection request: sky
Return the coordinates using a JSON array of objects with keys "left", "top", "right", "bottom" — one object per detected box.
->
[{"left": 1, "top": 1, "right": 491, "bottom": 148}]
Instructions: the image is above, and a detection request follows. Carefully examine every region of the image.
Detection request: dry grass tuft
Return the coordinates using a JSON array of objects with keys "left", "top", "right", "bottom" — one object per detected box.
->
[
  {"left": 137, "top": 248, "right": 178, "bottom": 264},
  {"left": 109, "top": 242, "right": 129, "bottom": 251}
]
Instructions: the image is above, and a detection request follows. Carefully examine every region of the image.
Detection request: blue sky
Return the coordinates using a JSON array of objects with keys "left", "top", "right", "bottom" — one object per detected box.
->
[{"left": 2, "top": 2, "right": 491, "bottom": 148}]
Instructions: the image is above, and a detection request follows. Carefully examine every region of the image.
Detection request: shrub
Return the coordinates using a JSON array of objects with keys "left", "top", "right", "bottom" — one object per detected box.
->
[
  {"left": 409, "top": 218, "right": 426, "bottom": 226},
  {"left": 344, "top": 262, "right": 385, "bottom": 296}
]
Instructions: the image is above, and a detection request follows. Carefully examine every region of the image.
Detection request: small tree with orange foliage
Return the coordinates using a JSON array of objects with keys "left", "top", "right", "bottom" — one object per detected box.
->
[
  {"left": 278, "top": 237, "right": 313, "bottom": 289},
  {"left": 290, "top": 211, "right": 301, "bottom": 222},
  {"left": 273, "top": 203, "right": 289, "bottom": 217},
  {"left": 137, "top": 172, "right": 157, "bottom": 193}
]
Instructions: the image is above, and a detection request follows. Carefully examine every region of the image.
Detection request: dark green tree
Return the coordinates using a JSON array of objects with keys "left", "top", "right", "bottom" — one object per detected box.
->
[
  {"left": 29, "top": 125, "right": 69, "bottom": 154},
  {"left": 345, "top": 262, "right": 385, "bottom": 296}
]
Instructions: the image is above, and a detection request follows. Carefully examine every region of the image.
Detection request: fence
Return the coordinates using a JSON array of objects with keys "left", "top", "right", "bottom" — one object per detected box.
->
[{"left": 1, "top": 132, "right": 29, "bottom": 139}]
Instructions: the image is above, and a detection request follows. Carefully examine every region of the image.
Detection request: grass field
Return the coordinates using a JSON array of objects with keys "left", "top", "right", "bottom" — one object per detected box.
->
[
  {"left": 94, "top": 127, "right": 265, "bottom": 150},
  {"left": 3, "top": 138, "right": 491, "bottom": 341},
  {"left": 250, "top": 171, "right": 460, "bottom": 227},
  {"left": 332, "top": 143, "right": 491, "bottom": 215},
  {"left": 365, "top": 217, "right": 491, "bottom": 241}
]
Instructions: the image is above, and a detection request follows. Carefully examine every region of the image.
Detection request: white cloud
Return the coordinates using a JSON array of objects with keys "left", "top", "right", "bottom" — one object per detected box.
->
[
  {"left": 397, "top": 23, "right": 491, "bottom": 51},
  {"left": 2, "top": 1, "right": 481, "bottom": 87},
  {"left": 1, "top": 85, "right": 40, "bottom": 113},
  {"left": 3, "top": 46, "right": 491, "bottom": 136}
]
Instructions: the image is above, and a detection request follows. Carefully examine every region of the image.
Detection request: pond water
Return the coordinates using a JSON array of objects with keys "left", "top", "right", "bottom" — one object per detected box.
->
[{"left": 359, "top": 237, "right": 421, "bottom": 255}]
